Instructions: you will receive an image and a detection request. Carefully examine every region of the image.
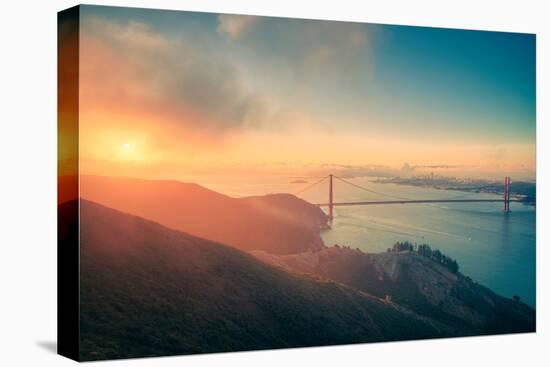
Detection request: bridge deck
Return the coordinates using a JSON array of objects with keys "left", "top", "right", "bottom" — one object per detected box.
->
[{"left": 316, "top": 199, "right": 521, "bottom": 207}]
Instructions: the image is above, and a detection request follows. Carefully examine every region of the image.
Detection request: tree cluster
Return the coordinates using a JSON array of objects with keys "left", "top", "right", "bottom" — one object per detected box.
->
[{"left": 388, "top": 241, "right": 459, "bottom": 274}]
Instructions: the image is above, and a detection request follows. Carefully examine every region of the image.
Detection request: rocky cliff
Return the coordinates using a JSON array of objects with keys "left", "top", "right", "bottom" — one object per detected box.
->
[{"left": 252, "top": 246, "right": 535, "bottom": 335}]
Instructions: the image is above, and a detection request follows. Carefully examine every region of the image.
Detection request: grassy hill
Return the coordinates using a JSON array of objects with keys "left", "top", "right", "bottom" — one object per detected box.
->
[
  {"left": 63, "top": 199, "right": 452, "bottom": 361},
  {"left": 80, "top": 175, "right": 327, "bottom": 254},
  {"left": 252, "top": 246, "right": 535, "bottom": 335}
]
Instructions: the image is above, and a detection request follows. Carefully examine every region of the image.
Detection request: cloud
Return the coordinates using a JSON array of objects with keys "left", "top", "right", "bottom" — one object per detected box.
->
[
  {"left": 412, "top": 164, "right": 465, "bottom": 169},
  {"left": 217, "top": 14, "right": 259, "bottom": 41},
  {"left": 312, "top": 163, "right": 397, "bottom": 178},
  {"left": 299, "top": 20, "right": 369, "bottom": 72},
  {"left": 219, "top": 16, "right": 371, "bottom": 79},
  {"left": 80, "top": 17, "right": 267, "bottom": 139}
]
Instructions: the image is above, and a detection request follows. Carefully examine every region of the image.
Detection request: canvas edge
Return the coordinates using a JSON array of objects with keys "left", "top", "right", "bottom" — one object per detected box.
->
[{"left": 57, "top": 4, "right": 81, "bottom": 362}]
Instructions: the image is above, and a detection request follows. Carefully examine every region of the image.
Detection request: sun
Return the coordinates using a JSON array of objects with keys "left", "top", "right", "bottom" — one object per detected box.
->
[{"left": 116, "top": 142, "right": 145, "bottom": 162}]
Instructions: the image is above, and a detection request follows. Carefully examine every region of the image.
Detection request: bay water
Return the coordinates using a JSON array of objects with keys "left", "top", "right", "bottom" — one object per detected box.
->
[{"left": 191, "top": 175, "right": 536, "bottom": 307}]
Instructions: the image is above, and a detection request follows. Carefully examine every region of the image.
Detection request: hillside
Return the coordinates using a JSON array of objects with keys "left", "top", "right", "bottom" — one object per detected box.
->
[
  {"left": 252, "top": 246, "right": 535, "bottom": 335},
  {"left": 63, "top": 199, "right": 453, "bottom": 361},
  {"left": 80, "top": 175, "right": 327, "bottom": 254}
]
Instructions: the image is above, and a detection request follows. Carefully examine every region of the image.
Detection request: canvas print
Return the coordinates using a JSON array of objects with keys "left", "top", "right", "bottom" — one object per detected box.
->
[{"left": 58, "top": 5, "right": 536, "bottom": 361}]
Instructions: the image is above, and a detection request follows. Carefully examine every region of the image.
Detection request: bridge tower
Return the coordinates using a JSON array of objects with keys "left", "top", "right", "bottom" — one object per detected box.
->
[
  {"left": 328, "top": 174, "right": 334, "bottom": 222},
  {"left": 504, "top": 176, "right": 511, "bottom": 212}
]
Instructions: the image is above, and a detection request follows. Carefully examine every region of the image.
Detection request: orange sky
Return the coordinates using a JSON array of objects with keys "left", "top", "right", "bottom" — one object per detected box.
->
[{"left": 70, "top": 8, "right": 536, "bottom": 181}]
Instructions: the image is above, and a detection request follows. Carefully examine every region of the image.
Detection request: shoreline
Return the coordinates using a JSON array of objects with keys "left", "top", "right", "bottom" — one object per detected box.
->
[{"left": 373, "top": 176, "right": 536, "bottom": 205}]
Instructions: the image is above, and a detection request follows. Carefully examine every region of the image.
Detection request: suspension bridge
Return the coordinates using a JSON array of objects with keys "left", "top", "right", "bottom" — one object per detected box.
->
[{"left": 295, "top": 174, "right": 517, "bottom": 221}]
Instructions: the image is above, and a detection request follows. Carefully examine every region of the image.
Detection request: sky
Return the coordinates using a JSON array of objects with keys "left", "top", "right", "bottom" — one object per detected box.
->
[{"left": 75, "top": 5, "right": 536, "bottom": 180}]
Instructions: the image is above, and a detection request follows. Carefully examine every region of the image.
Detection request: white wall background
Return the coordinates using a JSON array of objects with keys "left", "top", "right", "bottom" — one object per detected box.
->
[{"left": 0, "top": 0, "right": 548, "bottom": 365}]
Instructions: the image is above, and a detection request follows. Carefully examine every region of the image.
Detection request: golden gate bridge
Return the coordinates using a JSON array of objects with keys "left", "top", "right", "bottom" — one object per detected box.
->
[{"left": 295, "top": 174, "right": 516, "bottom": 221}]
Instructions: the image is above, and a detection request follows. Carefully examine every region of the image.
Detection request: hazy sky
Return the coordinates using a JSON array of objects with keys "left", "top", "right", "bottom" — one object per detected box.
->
[{"left": 77, "top": 5, "right": 536, "bottom": 180}]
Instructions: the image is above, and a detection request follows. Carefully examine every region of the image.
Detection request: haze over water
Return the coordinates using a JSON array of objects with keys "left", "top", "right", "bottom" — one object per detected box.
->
[{"left": 197, "top": 175, "right": 536, "bottom": 308}]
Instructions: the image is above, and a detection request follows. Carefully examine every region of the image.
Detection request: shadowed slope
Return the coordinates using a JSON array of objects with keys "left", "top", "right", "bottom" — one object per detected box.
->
[
  {"left": 252, "top": 246, "right": 535, "bottom": 335},
  {"left": 80, "top": 175, "right": 327, "bottom": 254},
  {"left": 65, "top": 199, "right": 450, "bottom": 361}
]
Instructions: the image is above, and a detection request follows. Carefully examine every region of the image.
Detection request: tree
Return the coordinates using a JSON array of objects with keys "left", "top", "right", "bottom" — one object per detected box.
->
[
  {"left": 432, "top": 249, "right": 442, "bottom": 263},
  {"left": 447, "top": 259, "right": 459, "bottom": 273},
  {"left": 414, "top": 243, "right": 458, "bottom": 273},
  {"left": 392, "top": 241, "right": 414, "bottom": 252}
]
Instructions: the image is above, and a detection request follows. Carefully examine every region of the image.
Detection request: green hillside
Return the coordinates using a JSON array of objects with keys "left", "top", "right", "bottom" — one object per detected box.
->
[
  {"left": 252, "top": 246, "right": 535, "bottom": 335},
  {"left": 63, "top": 200, "right": 450, "bottom": 361}
]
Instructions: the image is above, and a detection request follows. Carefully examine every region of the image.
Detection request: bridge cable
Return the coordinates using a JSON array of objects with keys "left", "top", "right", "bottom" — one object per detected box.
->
[
  {"left": 333, "top": 176, "right": 411, "bottom": 201},
  {"left": 294, "top": 175, "right": 329, "bottom": 196}
]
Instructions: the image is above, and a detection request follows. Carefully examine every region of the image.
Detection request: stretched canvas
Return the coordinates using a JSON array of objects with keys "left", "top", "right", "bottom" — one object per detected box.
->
[{"left": 58, "top": 4, "right": 536, "bottom": 361}]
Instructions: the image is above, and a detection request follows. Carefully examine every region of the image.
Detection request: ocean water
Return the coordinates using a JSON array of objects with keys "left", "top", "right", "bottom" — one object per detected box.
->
[{"left": 191, "top": 175, "right": 536, "bottom": 308}]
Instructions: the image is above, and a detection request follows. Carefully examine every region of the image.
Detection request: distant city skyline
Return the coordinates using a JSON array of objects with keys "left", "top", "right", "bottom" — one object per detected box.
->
[{"left": 76, "top": 5, "right": 536, "bottom": 180}]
